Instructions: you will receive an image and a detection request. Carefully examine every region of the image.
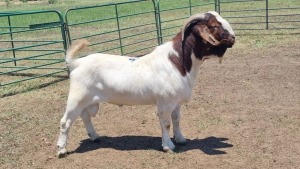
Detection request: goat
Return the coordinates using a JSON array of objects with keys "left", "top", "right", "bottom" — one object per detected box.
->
[{"left": 56, "top": 11, "right": 235, "bottom": 158}]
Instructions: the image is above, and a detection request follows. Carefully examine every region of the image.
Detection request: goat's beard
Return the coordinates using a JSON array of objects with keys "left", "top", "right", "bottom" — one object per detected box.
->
[{"left": 219, "top": 56, "right": 223, "bottom": 64}]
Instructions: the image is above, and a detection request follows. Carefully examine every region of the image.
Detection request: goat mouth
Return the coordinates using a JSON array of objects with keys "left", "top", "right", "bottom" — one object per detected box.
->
[
  {"left": 227, "top": 43, "right": 234, "bottom": 48},
  {"left": 220, "top": 39, "right": 234, "bottom": 48},
  {"left": 227, "top": 40, "right": 235, "bottom": 48}
]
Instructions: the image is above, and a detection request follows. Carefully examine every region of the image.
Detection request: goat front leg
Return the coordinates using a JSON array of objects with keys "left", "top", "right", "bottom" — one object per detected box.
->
[
  {"left": 157, "top": 108, "right": 175, "bottom": 152},
  {"left": 171, "top": 106, "right": 186, "bottom": 144}
]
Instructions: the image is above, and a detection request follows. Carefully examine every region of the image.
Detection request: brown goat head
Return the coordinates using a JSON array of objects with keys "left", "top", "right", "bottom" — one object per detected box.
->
[
  {"left": 182, "top": 11, "right": 235, "bottom": 50},
  {"left": 170, "top": 12, "right": 235, "bottom": 76}
]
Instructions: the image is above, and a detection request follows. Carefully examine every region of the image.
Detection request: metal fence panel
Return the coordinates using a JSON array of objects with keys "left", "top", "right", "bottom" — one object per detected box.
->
[
  {"left": 0, "top": 10, "right": 67, "bottom": 90},
  {"left": 219, "top": 0, "right": 300, "bottom": 33},
  {"left": 267, "top": 0, "right": 300, "bottom": 30},
  {"left": 156, "top": 0, "right": 217, "bottom": 43},
  {"left": 218, "top": 0, "right": 268, "bottom": 31},
  {"left": 65, "top": 0, "right": 159, "bottom": 57}
]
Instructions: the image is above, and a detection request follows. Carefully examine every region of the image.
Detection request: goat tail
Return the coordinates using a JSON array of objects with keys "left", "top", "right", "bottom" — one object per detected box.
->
[{"left": 66, "top": 39, "right": 89, "bottom": 68}]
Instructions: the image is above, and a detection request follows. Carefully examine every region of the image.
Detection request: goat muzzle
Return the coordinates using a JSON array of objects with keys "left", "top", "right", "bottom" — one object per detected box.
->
[{"left": 222, "top": 35, "right": 235, "bottom": 48}]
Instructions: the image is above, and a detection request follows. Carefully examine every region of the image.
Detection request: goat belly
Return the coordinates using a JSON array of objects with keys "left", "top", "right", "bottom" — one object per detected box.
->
[
  {"left": 93, "top": 80, "right": 192, "bottom": 106},
  {"left": 105, "top": 92, "right": 157, "bottom": 106}
]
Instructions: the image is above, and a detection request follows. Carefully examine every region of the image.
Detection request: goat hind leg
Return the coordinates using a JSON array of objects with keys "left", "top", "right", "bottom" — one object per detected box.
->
[
  {"left": 57, "top": 108, "right": 82, "bottom": 158},
  {"left": 81, "top": 104, "right": 100, "bottom": 141},
  {"left": 57, "top": 96, "right": 85, "bottom": 158}
]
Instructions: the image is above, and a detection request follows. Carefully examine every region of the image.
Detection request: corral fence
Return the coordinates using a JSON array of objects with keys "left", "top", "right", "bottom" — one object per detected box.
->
[
  {"left": 1, "top": 0, "right": 299, "bottom": 95},
  {"left": 0, "top": 10, "right": 67, "bottom": 88}
]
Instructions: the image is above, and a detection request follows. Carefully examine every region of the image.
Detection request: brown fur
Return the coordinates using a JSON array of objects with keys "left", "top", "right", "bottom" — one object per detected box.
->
[
  {"left": 67, "top": 39, "right": 89, "bottom": 62},
  {"left": 169, "top": 54, "right": 186, "bottom": 76},
  {"left": 170, "top": 13, "right": 233, "bottom": 76}
]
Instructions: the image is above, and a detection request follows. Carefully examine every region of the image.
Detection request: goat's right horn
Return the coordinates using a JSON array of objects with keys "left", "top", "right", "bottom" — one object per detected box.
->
[{"left": 181, "top": 13, "right": 207, "bottom": 42}]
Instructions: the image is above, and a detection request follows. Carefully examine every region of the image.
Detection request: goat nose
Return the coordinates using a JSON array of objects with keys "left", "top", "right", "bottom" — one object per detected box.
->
[
  {"left": 230, "top": 35, "right": 235, "bottom": 43},
  {"left": 226, "top": 35, "right": 235, "bottom": 48}
]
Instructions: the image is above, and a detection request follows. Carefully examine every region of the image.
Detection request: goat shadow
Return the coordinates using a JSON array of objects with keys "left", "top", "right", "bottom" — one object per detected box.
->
[{"left": 70, "top": 136, "right": 233, "bottom": 155}]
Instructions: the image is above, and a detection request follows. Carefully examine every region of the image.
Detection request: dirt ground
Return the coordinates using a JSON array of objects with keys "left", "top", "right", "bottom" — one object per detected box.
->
[{"left": 1, "top": 35, "right": 300, "bottom": 168}]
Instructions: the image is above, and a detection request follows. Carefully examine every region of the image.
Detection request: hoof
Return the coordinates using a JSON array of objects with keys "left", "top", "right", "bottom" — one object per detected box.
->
[
  {"left": 175, "top": 139, "right": 187, "bottom": 146},
  {"left": 57, "top": 148, "right": 68, "bottom": 158},
  {"left": 162, "top": 146, "right": 175, "bottom": 153},
  {"left": 89, "top": 133, "right": 100, "bottom": 142},
  {"left": 90, "top": 136, "right": 101, "bottom": 142},
  {"left": 174, "top": 136, "right": 187, "bottom": 145}
]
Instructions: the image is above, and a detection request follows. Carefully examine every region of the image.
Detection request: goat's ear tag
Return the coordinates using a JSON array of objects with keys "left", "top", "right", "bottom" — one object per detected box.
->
[{"left": 197, "top": 25, "right": 220, "bottom": 46}]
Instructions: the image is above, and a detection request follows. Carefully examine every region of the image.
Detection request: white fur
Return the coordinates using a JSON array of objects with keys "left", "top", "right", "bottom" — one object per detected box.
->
[
  {"left": 208, "top": 11, "right": 235, "bottom": 36},
  {"left": 56, "top": 41, "right": 204, "bottom": 157},
  {"left": 56, "top": 11, "right": 234, "bottom": 158},
  {"left": 68, "top": 42, "right": 193, "bottom": 105}
]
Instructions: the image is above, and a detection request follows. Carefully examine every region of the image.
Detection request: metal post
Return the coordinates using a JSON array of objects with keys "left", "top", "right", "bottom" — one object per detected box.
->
[
  {"left": 215, "top": 0, "right": 220, "bottom": 14},
  {"left": 64, "top": 12, "right": 72, "bottom": 48},
  {"left": 115, "top": 4, "right": 123, "bottom": 55},
  {"left": 57, "top": 11, "right": 68, "bottom": 52},
  {"left": 218, "top": 0, "right": 221, "bottom": 14},
  {"left": 153, "top": 0, "right": 162, "bottom": 45},
  {"left": 152, "top": 0, "right": 160, "bottom": 45},
  {"left": 157, "top": 2, "right": 162, "bottom": 44},
  {"left": 8, "top": 16, "right": 16, "bottom": 66},
  {"left": 63, "top": 23, "right": 70, "bottom": 50},
  {"left": 266, "top": 0, "right": 269, "bottom": 29},
  {"left": 215, "top": 0, "right": 217, "bottom": 12}
]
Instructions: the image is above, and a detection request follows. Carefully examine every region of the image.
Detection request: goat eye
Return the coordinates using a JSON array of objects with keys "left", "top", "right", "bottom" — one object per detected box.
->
[{"left": 209, "top": 26, "right": 219, "bottom": 31}]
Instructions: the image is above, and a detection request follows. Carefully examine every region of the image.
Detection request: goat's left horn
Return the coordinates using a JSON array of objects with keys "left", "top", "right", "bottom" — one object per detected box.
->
[{"left": 181, "top": 13, "right": 207, "bottom": 42}]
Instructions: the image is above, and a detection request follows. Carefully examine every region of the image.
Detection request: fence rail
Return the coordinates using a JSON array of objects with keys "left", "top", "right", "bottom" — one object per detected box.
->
[
  {"left": 1, "top": 0, "right": 299, "bottom": 94},
  {"left": 0, "top": 10, "right": 67, "bottom": 89},
  {"left": 64, "top": 0, "right": 159, "bottom": 56}
]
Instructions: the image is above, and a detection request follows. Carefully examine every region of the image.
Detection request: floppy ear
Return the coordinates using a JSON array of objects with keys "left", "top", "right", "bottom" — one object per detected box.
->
[{"left": 196, "top": 25, "right": 221, "bottom": 46}]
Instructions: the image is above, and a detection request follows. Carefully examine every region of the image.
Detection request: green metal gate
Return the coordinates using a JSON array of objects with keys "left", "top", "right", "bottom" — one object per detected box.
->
[
  {"left": 218, "top": 0, "right": 300, "bottom": 33},
  {"left": 0, "top": 10, "right": 67, "bottom": 94},
  {"left": 156, "top": 0, "right": 217, "bottom": 43},
  {"left": 64, "top": 0, "right": 159, "bottom": 57}
]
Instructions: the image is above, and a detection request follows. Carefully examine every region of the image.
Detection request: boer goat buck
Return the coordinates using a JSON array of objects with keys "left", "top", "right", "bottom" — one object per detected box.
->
[{"left": 57, "top": 11, "right": 235, "bottom": 158}]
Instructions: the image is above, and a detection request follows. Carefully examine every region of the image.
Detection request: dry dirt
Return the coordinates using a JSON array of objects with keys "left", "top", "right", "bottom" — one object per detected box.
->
[{"left": 1, "top": 35, "right": 300, "bottom": 168}]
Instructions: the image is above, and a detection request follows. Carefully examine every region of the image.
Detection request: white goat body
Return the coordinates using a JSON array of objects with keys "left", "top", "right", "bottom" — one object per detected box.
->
[
  {"left": 67, "top": 41, "right": 193, "bottom": 107},
  {"left": 57, "top": 11, "right": 235, "bottom": 158}
]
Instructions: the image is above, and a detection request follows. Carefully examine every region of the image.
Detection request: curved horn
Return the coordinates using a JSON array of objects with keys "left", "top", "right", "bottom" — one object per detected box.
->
[{"left": 181, "top": 13, "right": 207, "bottom": 42}]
